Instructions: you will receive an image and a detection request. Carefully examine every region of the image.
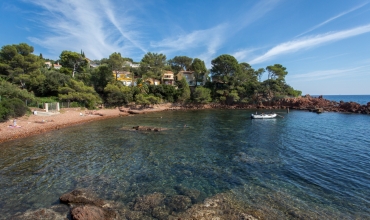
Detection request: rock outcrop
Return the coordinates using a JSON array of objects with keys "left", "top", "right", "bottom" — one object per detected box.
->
[
  {"left": 59, "top": 189, "right": 121, "bottom": 220},
  {"left": 270, "top": 95, "right": 370, "bottom": 114}
]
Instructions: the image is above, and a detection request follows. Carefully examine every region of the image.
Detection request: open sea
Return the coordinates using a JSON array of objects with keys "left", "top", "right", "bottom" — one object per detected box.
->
[
  {"left": 0, "top": 109, "right": 369, "bottom": 219},
  {"left": 312, "top": 95, "right": 370, "bottom": 105}
]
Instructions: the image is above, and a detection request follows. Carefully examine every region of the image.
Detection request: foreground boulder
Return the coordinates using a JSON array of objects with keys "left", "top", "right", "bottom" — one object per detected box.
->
[
  {"left": 59, "top": 189, "right": 120, "bottom": 220},
  {"left": 60, "top": 189, "right": 105, "bottom": 207},
  {"left": 10, "top": 205, "right": 70, "bottom": 220},
  {"left": 71, "top": 205, "right": 117, "bottom": 220}
]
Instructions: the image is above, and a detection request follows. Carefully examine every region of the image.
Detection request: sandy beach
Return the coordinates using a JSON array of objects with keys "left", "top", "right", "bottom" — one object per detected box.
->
[
  {"left": 0, "top": 104, "right": 180, "bottom": 144},
  {"left": 0, "top": 108, "right": 121, "bottom": 144}
]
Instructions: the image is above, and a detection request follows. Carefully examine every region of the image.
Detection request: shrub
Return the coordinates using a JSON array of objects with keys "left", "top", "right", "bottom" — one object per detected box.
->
[{"left": 0, "top": 98, "right": 29, "bottom": 122}]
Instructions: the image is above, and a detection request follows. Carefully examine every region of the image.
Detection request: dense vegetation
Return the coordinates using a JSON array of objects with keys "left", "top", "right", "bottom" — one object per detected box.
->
[{"left": 0, "top": 43, "right": 301, "bottom": 120}]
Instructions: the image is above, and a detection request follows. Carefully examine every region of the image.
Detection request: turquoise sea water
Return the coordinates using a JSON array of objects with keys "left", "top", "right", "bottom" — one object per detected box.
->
[
  {"left": 0, "top": 109, "right": 369, "bottom": 219},
  {"left": 313, "top": 95, "right": 370, "bottom": 105}
]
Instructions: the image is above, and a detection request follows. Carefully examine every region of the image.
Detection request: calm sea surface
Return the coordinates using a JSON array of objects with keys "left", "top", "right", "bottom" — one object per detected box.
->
[
  {"left": 0, "top": 109, "right": 369, "bottom": 219},
  {"left": 313, "top": 95, "right": 370, "bottom": 105}
]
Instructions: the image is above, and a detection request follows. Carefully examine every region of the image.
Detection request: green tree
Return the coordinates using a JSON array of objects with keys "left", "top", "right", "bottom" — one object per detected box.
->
[
  {"left": 193, "top": 87, "right": 212, "bottom": 104},
  {"left": 266, "top": 64, "right": 288, "bottom": 82},
  {"left": 0, "top": 79, "right": 35, "bottom": 101},
  {"left": 58, "top": 79, "right": 101, "bottom": 109},
  {"left": 140, "top": 52, "right": 167, "bottom": 79},
  {"left": 104, "top": 83, "right": 133, "bottom": 106},
  {"left": 134, "top": 93, "right": 160, "bottom": 107},
  {"left": 255, "top": 68, "right": 265, "bottom": 82},
  {"left": 59, "top": 51, "right": 87, "bottom": 77},
  {"left": 37, "top": 69, "right": 71, "bottom": 96},
  {"left": 191, "top": 58, "right": 207, "bottom": 86},
  {"left": 0, "top": 98, "right": 29, "bottom": 122},
  {"left": 0, "top": 43, "right": 43, "bottom": 88},
  {"left": 211, "top": 54, "right": 240, "bottom": 84},
  {"left": 168, "top": 56, "right": 193, "bottom": 74},
  {"left": 107, "top": 52, "right": 124, "bottom": 80},
  {"left": 177, "top": 78, "right": 190, "bottom": 102},
  {"left": 90, "top": 65, "right": 114, "bottom": 95}
]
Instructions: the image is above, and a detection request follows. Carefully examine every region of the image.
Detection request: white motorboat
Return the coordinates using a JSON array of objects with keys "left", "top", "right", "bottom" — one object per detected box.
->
[{"left": 251, "top": 113, "right": 277, "bottom": 119}]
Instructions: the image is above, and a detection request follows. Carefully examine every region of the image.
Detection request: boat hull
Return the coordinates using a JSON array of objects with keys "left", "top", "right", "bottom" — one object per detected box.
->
[{"left": 251, "top": 113, "right": 277, "bottom": 119}]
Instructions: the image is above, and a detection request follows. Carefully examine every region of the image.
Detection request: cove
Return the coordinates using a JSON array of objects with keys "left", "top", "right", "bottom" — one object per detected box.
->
[{"left": 0, "top": 109, "right": 369, "bottom": 219}]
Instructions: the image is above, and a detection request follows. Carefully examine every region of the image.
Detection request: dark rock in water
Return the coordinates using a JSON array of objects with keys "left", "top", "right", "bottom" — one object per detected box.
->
[
  {"left": 152, "top": 205, "right": 171, "bottom": 219},
  {"left": 124, "top": 210, "right": 152, "bottom": 220},
  {"left": 174, "top": 185, "right": 202, "bottom": 204},
  {"left": 59, "top": 189, "right": 122, "bottom": 219},
  {"left": 313, "top": 108, "right": 324, "bottom": 113},
  {"left": 166, "top": 195, "right": 192, "bottom": 212},
  {"left": 71, "top": 205, "right": 117, "bottom": 220},
  {"left": 10, "top": 205, "right": 70, "bottom": 220},
  {"left": 71, "top": 205, "right": 105, "bottom": 220},
  {"left": 174, "top": 193, "right": 258, "bottom": 220},
  {"left": 132, "top": 192, "right": 165, "bottom": 213},
  {"left": 60, "top": 189, "right": 104, "bottom": 207}
]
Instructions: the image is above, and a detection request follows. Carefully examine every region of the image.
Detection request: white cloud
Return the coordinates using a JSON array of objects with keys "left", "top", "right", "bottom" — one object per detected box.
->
[
  {"left": 227, "top": 0, "right": 281, "bottom": 33},
  {"left": 149, "top": 0, "right": 282, "bottom": 64},
  {"left": 25, "top": 0, "right": 143, "bottom": 59},
  {"left": 150, "top": 24, "right": 227, "bottom": 64},
  {"left": 249, "top": 24, "right": 370, "bottom": 65},
  {"left": 290, "top": 66, "right": 370, "bottom": 82},
  {"left": 296, "top": 2, "right": 369, "bottom": 37},
  {"left": 232, "top": 47, "right": 265, "bottom": 63}
]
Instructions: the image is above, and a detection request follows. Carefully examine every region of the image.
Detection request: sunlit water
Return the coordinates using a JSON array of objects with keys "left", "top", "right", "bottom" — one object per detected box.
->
[{"left": 0, "top": 109, "right": 369, "bottom": 219}]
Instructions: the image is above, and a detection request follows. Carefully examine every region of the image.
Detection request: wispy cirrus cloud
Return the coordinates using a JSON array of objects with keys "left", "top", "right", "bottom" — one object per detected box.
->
[
  {"left": 249, "top": 23, "right": 370, "bottom": 65},
  {"left": 236, "top": 0, "right": 281, "bottom": 31},
  {"left": 296, "top": 2, "right": 369, "bottom": 37},
  {"left": 25, "top": 0, "right": 143, "bottom": 59},
  {"left": 149, "top": 0, "right": 281, "bottom": 64},
  {"left": 150, "top": 24, "right": 227, "bottom": 63},
  {"left": 232, "top": 47, "right": 265, "bottom": 63},
  {"left": 290, "top": 66, "right": 370, "bottom": 82}
]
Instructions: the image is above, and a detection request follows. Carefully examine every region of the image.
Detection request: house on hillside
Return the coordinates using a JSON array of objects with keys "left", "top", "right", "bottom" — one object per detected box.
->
[
  {"left": 162, "top": 71, "right": 175, "bottom": 85},
  {"left": 177, "top": 71, "right": 197, "bottom": 86},
  {"left": 45, "top": 61, "right": 62, "bottom": 70},
  {"left": 145, "top": 78, "right": 161, "bottom": 85},
  {"left": 90, "top": 63, "right": 100, "bottom": 68},
  {"left": 114, "top": 71, "right": 134, "bottom": 86},
  {"left": 123, "top": 61, "right": 140, "bottom": 68}
]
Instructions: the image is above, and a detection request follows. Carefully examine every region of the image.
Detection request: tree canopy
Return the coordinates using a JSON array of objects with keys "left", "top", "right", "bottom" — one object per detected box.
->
[
  {"left": 0, "top": 42, "right": 303, "bottom": 115},
  {"left": 168, "top": 56, "right": 193, "bottom": 73}
]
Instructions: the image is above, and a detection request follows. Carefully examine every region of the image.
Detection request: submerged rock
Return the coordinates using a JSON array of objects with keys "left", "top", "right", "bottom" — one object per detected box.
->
[
  {"left": 71, "top": 205, "right": 117, "bottom": 220},
  {"left": 59, "top": 189, "right": 121, "bottom": 220},
  {"left": 132, "top": 192, "right": 165, "bottom": 213},
  {"left": 166, "top": 195, "right": 192, "bottom": 212},
  {"left": 60, "top": 189, "right": 104, "bottom": 207},
  {"left": 174, "top": 185, "right": 202, "bottom": 204},
  {"left": 173, "top": 193, "right": 258, "bottom": 220},
  {"left": 10, "top": 205, "right": 70, "bottom": 220}
]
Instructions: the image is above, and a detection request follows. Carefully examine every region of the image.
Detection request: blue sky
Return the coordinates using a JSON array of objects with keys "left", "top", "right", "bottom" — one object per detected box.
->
[{"left": 1, "top": 0, "right": 370, "bottom": 95}]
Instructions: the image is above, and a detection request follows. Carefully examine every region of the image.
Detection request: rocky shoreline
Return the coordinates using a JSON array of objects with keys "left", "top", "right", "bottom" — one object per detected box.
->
[
  {"left": 10, "top": 188, "right": 258, "bottom": 220},
  {"left": 174, "top": 95, "right": 370, "bottom": 114}
]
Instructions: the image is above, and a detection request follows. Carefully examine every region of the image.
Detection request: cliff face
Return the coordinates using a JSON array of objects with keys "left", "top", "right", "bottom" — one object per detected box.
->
[{"left": 271, "top": 95, "right": 370, "bottom": 114}]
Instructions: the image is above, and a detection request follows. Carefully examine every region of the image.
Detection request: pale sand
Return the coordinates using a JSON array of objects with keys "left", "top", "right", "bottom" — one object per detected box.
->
[{"left": 0, "top": 105, "right": 172, "bottom": 144}]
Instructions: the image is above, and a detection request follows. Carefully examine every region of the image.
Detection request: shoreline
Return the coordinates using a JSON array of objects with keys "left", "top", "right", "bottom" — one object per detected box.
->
[{"left": 1, "top": 96, "right": 369, "bottom": 144}]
